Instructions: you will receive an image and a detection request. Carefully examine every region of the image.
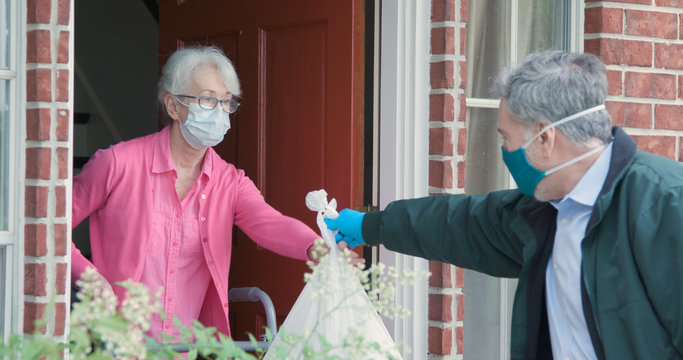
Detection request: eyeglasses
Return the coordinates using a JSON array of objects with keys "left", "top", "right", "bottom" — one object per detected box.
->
[{"left": 174, "top": 95, "right": 240, "bottom": 114}]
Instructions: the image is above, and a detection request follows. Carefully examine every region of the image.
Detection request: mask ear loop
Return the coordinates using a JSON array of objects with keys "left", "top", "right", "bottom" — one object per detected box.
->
[{"left": 521, "top": 104, "right": 606, "bottom": 149}]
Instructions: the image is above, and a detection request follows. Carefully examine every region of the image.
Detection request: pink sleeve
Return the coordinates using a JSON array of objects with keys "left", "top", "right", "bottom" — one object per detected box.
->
[
  {"left": 233, "top": 175, "right": 318, "bottom": 261},
  {"left": 71, "top": 148, "right": 117, "bottom": 283}
]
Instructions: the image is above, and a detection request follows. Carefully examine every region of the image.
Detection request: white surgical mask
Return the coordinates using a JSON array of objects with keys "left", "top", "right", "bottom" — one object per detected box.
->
[{"left": 178, "top": 103, "right": 231, "bottom": 150}]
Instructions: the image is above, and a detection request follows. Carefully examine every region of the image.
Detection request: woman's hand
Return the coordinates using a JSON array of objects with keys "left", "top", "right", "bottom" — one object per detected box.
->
[{"left": 307, "top": 239, "right": 365, "bottom": 267}]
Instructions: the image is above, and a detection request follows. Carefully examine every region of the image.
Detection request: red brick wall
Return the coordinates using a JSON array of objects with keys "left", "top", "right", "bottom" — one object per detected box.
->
[
  {"left": 24, "top": 0, "right": 72, "bottom": 340},
  {"left": 429, "top": 0, "right": 467, "bottom": 358},
  {"left": 585, "top": 1, "right": 683, "bottom": 161}
]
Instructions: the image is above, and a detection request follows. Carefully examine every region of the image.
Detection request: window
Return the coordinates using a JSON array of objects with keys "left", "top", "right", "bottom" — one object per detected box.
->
[
  {"left": 0, "top": 0, "right": 17, "bottom": 341},
  {"left": 464, "top": 1, "right": 581, "bottom": 358}
]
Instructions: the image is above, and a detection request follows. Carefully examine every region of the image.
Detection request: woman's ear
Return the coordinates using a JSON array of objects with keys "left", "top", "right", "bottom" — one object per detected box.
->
[{"left": 164, "top": 93, "right": 180, "bottom": 121}]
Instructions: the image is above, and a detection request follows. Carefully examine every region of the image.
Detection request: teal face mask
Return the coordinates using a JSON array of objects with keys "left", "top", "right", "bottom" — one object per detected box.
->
[{"left": 501, "top": 104, "right": 606, "bottom": 197}]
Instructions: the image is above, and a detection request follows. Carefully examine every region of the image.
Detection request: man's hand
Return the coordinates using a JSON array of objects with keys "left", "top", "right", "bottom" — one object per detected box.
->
[{"left": 323, "top": 208, "right": 366, "bottom": 249}]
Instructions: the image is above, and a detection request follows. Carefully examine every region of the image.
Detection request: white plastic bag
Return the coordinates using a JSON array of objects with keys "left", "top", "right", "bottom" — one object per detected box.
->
[{"left": 264, "top": 190, "right": 402, "bottom": 359}]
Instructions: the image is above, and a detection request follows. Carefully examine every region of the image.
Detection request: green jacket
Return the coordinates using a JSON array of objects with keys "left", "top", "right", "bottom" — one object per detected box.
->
[{"left": 362, "top": 127, "right": 683, "bottom": 360}]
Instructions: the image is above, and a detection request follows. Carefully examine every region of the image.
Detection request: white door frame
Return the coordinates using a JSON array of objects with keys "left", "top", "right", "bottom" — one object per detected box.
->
[{"left": 378, "top": 0, "right": 430, "bottom": 358}]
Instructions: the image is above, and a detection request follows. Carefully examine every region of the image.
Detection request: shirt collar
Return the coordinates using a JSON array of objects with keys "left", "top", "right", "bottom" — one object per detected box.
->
[
  {"left": 151, "top": 125, "right": 214, "bottom": 180},
  {"left": 561, "top": 141, "right": 614, "bottom": 207}
]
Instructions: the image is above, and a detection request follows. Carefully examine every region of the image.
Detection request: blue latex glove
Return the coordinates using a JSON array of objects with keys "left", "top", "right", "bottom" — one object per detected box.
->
[{"left": 323, "top": 208, "right": 366, "bottom": 249}]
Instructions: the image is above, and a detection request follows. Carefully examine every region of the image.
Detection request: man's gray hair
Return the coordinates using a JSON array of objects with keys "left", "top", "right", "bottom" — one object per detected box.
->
[
  {"left": 157, "top": 46, "right": 241, "bottom": 124},
  {"left": 492, "top": 50, "right": 612, "bottom": 145}
]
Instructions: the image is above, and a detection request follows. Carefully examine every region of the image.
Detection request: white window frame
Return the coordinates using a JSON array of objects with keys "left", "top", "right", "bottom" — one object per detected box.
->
[
  {"left": 0, "top": 0, "right": 24, "bottom": 342},
  {"left": 377, "top": 0, "right": 430, "bottom": 358},
  {"left": 464, "top": 1, "right": 584, "bottom": 359}
]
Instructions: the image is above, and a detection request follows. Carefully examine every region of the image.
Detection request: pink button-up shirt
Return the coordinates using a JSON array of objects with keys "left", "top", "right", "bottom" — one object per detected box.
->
[{"left": 71, "top": 125, "right": 318, "bottom": 337}]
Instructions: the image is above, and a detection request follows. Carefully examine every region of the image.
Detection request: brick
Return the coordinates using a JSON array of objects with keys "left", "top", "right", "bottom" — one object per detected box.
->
[
  {"left": 54, "top": 223, "right": 67, "bottom": 256},
  {"left": 431, "top": 61, "right": 455, "bottom": 89},
  {"left": 457, "top": 160, "right": 466, "bottom": 189},
  {"left": 54, "top": 302, "right": 67, "bottom": 336},
  {"left": 428, "top": 326, "right": 453, "bottom": 355},
  {"left": 680, "top": 139, "right": 683, "bottom": 162},
  {"left": 606, "top": 70, "right": 622, "bottom": 96},
  {"left": 458, "top": 93, "right": 466, "bottom": 122},
  {"left": 432, "top": 0, "right": 455, "bottom": 22},
  {"left": 624, "top": 72, "right": 676, "bottom": 100},
  {"left": 25, "top": 224, "right": 47, "bottom": 257},
  {"left": 431, "top": 27, "right": 455, "bottom": 55},
  {"left": 57, "top": 0, "right": 70, "bottom": 25},
  {"left": 27, "top": 0, "right": 51, "bottom": 24},
  {"left": 459, "top": 60, "right": 467, "bottom": 89},
  {"left": 457, "top": 128, "right": 467, "bottom": 155},
  {"left": 26, "top": 108, "right": 51, "bottom": 140},
  {"left": 584, "top": 38, "right": 652, "bottom": 67},
  {"left": 55, "top": 186, "right": 66, "bottom": 217},
  {"left": 58, "top": 31, "right": 69, "bottom": 64},
  {"left": 430, "top": 127, "right": 454, "bottom": 156},
  {"left": 429, "top": 261, "right": 453, "bottom": 288},
  {"left": 455, "top": 266, "right": 465, "bottom": 288},
  {"left": 429, "top": 293, "right": 453, "bottom": 321},
  {"left": 23, "top": 302, "right": 47, "bottom": 334},
  {"left": 632, "top": 135, "right": 677, "bottom": 159},
  {"left": 680, "top": 75, "right": 683, "bottom": 100},
  {"left": 26, "top": 69, "right": 52, "bottom": 102},
  {"left": 25, "top": 186, "right": 49, "bottom": 218},
  {"left": 681, "top": 14, "right": 682, "bottom": 40},
  {"left": 56, "top": 263, "right": 67, "bottom": 295},
  {"left": 460, "top": 0, "right": 468, "bottom": 22},
  {"left": 654, "top": 105, "right": 683, "bottom": 130},
  {"left": 57, "top": 109, "right": 69, "bottom": 141},
  {"left": 655, "top": 0, "right": 683, "bottom": 7},
  {"left": 430, "top": 160, "right": 453, "bottom": 188},
  {"left": 606, "top": 101, "right": 651, "bottom": 128},
  {"left": 430, "top": 93, "right": 455, "bottom": 122},
  {"left": 625, "top": 10, "right": 678, "bottom": 39},
  {"left": 456, "top": 326, "right": 464, "bottom": 354},
  {"left": 57, "top": 69, "right": 69, "bottom": 102},
  {"left": 459, "top": 27, "right": 466, "bottom": 56},
  {"left": 655, "top": 43, "right": 683, "bottom": 70},
  {"left": 26, "top": 147, "right": 51, "bottom": 180},
  {"left": 27, "top": 30, "right": 51, "bottom": 63},
  {"left": 25, "top": 263, "right": 47, "bottom": 296},
  {"left": 585, "top": 7, "right": 623, "bottom": 34},
  {"left": 456, "top": 293, "right": 465, "bottom": 321},
  {"left": 57, "top": 147, "right": 68, "bottom": 179}
]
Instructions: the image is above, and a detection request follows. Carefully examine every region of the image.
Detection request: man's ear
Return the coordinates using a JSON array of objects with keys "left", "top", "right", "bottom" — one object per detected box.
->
[
  {"left": 538, "top": 125, "right": 556, "bottom": 158},
  {"left": 164, "top": 93, "right": 180, "bottom": 121}
]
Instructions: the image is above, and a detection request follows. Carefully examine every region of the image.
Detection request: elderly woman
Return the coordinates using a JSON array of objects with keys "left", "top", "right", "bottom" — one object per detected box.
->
[{"left": 70, "top": 46, "right": 357, "bottom": 339}]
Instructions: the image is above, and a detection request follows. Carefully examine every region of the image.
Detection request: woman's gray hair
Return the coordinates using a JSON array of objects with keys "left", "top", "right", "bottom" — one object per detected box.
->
[
  {"left": 492, "top": 50, "right": 612, "bottom": 145},
  {"left": 157, "top": 46, "right": 241, "bottom": 124}
]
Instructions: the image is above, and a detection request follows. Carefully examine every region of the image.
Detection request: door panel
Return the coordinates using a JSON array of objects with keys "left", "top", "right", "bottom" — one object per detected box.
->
[{"left": 159, "top": 0, "right": 364, "bottom": 340}]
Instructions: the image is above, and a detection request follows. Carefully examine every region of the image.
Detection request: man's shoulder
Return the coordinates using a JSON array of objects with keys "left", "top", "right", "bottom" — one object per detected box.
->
[{"left": 625, "top": 151, "right": 683, "bottom": 191}]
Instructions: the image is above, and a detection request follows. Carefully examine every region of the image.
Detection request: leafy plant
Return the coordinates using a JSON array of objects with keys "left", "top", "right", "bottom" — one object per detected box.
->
[{"left": 1, "top": 245, "right": 428, "bottom": 359}]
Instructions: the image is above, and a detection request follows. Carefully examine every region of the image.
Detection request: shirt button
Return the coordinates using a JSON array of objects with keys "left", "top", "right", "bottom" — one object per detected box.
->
[
  {"left": 172, "top": 241, "right": 179, "bottom": 247},
  {"left": 201, "top": 216, "right": 206, "bottom": 221},
  {"left": 208, "top": 261, "right": 214, "bottom": 266},
  {"left": 217, "top": 282, "right": 222, "bottom": 288},
  {"left": 170, "top": 269, "right": 176, "bottom": 275},
  {"left": 553, "top": 263, "right": 558, "bottom": 270},
  {"left": 561, "top": 218, "right": 568, "bottom": 225},
  {"left": 223, "top": 303, "right": 229, "bottom": 308},
  {"left": 201, "top": 194, "right": 206, "bottom": 199},
  {"left": 202, "top": 237, "right": 208, "bottom": 243}
]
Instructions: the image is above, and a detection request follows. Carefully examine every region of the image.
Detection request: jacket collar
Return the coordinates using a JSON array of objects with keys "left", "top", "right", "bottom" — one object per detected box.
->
[{"left": 588, "top": 127, "right": 636, "bottom": 226}]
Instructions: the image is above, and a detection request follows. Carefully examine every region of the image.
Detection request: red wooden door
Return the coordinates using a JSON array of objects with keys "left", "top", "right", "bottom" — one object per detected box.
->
[{"left": 159, "top": 1, "right": 365, "bottom": 340}]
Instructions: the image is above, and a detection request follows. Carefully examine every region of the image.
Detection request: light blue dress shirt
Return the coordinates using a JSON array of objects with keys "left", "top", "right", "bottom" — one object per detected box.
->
[{"left": 545, "top": 142, "right": 613, "bottom": 360}]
